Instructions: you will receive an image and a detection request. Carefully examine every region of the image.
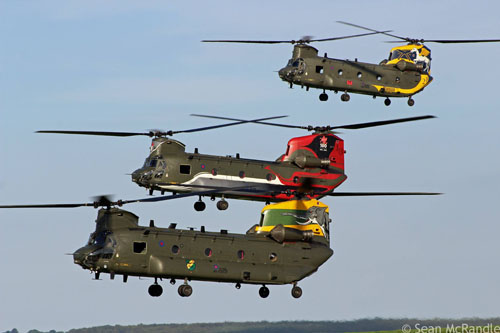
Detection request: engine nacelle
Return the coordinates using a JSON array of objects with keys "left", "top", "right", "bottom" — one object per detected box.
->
[
  {"left": 270, "top": 224, "right": 314, "bottom": 243},
  {"left": 294, "top": 155, "right": 330, "bottom": 169},
  {"left": 395, "top": 60, "right": 424, "bottom": 72}
]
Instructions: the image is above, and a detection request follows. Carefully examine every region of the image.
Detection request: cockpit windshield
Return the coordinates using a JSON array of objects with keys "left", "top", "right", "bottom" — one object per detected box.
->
[
  {"left": 390, "top": 49, "right": 417, "bottom": 62},
  {"left": 143, "top": 156, "right": 165, "bottom": 169},
  {"left": 88, "top": 230, "right": 112, "bottom": 246}
]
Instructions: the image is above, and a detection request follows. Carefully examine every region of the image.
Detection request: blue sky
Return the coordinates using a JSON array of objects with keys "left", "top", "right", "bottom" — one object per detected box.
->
[{"left": 1, "top": 1, "right": 499, "bottom": 332}]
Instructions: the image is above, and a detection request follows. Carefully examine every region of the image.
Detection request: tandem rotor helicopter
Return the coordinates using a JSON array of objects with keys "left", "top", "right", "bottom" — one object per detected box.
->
[
  {"left": 0, "top": 194, "right": 335, "bottom": 299},
  {"left": 37, "top": 114, "right": 438, "bottom": 211},
  {"left": 203, "top": 21, "right": 500, "bottom": 106}
]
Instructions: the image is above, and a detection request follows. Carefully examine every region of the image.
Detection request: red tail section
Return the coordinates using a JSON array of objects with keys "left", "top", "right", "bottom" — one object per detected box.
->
[{"left": 281, "top": 133, "right": 344, "bottom": 171}]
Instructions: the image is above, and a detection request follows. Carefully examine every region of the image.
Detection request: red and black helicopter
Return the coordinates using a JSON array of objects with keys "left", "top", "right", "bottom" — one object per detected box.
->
[{"left": 37, "top": 114, "right": 438, "bottom": 211}]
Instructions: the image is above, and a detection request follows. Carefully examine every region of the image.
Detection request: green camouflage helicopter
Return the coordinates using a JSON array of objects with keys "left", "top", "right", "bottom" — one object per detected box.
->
[
  {"left": 37, "top": 114, "right": 436, "bottom": 211},
  {"left": 203, "top": 21, "right": 500, "bottom": 106},
  {"left": 0, "top": 192, "right": 338, "bottom": 298}
]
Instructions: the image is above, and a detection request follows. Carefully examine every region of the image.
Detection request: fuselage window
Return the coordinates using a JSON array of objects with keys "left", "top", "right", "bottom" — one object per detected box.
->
[
  {"left": 204, "top": 248, "right": 212, "bottom": 257},
  {"left": 239, "top": 171, "right": 245, "bottom": 179},
  {"left": 172, "top": 245, "right": 180, "bottom": 254},
  {"left": 133, "top": 242, "right": 147, "bottom": 254},
  {"left": 237, "top": 250, "right": 245, "bottom": 260},
  {"left": 180, "top": 165, "right": 191, "bottom": 174},
  {"left": 316, "top": 66, "right": 324, "bottom": 74}
]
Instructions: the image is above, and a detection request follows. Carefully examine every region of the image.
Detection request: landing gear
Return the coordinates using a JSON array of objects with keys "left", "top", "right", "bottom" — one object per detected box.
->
[
  {"left": 148, "top": 282, "right": 163, "bottom": 297},
  {"left": 291, "top": 284, "right": 302, "bottom": 299},
  {"left": 216, "top": 198, "right": 229, "bottom": 211},
  {"left": 384, "top": 97, "right": 391, "bottom": 106},
  {"left": 235, "top": 282, "right": 241, "bottom": 290},
  {"left": 194, "top": 196, "right": 206, "bottom": 211},
  {"left": 178, "top": 284, "right": 193, "bottom": 297},
  {"left": 408, "top": 97, "right": 415, "bottom": 106},
  {"left": 341, "top": 92, "right": 350, "bottom": 102},
  {"left": 258, "top": 285, "right": 270, "bottom": 298},
  {"left": 319, "top": 92, "right": 328, "bottom": 101}
]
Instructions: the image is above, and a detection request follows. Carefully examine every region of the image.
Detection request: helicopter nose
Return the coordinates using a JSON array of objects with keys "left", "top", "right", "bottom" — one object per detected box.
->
[
  {"left": 73, "top": 247, "right": 91, "bottom": 268},
  {"left": 278, "top": 68, "right": 287, "bottom": 79},
  {"left": 131, "top": 170, "right": 141, "bottom": 183}
]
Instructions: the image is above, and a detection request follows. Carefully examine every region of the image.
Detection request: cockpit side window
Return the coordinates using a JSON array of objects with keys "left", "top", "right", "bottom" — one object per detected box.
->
[
  {"left": 291, "top": 58, "right": 304, "bottom": 67},
  {"left": 158, "top": 160, "right": 166, "bottom": 170}
]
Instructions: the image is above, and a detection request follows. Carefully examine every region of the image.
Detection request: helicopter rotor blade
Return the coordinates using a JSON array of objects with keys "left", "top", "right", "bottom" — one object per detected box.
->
[
  {"left": 337, "top": 21, "right": 500, "bottom": 45},
  {"left": 418, "top": 38, "right": 500, "bottom": 44},
  {"left": 191, "top": 114, "right": 311, "bottom": 130},
  {"left": 36, "top": 115, "right": 288, "bottom": 138},
  {"left": 309, "top": 31, "right": 393, "bottom": 42},
  {"left": 191, "top": 114, "right": 435, "bottom": 132},
  {"left": 336, "top": 21, "right": 407, "bottom": 41},
  {"left": 0, "top": 202, "right": 96, "bottom": 208},
  {"left": 170, "top": 115, "right": 288, "bottom": 134},
  {"left": 36, "top": 130, "right": 157, "bottom": 137},
  {"left": 329, "top": 115, "right": 436, "bottom": 130},
  {"left": 0, "top": 186, "right": 266, "bottom": 210},
  {"left": 202, "top": 31, "right": 392, "bottom": 45}
]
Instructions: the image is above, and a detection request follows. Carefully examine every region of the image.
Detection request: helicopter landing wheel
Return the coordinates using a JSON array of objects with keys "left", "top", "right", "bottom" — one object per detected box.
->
[
  {"left": 235, "top": 283, "right": 241, "bottom": 290},
  {"left": 291, "top": 285, "right": 302, "bottom": 299},
  {"left": 148, "top": 283, "right": 163, "bottom": 297},
  {"left": 384, "top": 97, "right": 391, "bottom": 106},
  {"left": 194, "top": 198, "right": 206, "bottom": 211},
  {"left": 216, "top": 199, "right": 229, "bottom": 211},
  {"left": 178, "top": 284, "right": 193, "bottom": 297},
  {"left": 408, "top": 97, "right": 415, "bottom": 106},
  {"left": 341, "top": 92, "right": 350, "bottom": 102},
  {"left": 319, "top": 93, "right": 328, "bottom": 101},
  {"left": 258, "top": 285, "right": 270, "bottom": 298}
]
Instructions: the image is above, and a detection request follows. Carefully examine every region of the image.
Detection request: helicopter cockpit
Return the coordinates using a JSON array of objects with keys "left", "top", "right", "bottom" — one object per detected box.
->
[
  {"left": 279, "top": 58, "right": 306, "bottom": 81},
  {"left": 386, "top": 44, "right": 432, "bottom": 73},
  {"left": 73, "top": 230, "right": 116, "bottom": 269},
  {"left": 289, "top": 58, "right": 306, "bottom": 73},
  {"left": 132, "top": 156, "right": 167, "bottom": 187}
]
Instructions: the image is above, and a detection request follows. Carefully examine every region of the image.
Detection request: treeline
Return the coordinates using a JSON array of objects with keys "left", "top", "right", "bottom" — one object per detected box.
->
[{"left": 4, "top": 318, "right": 500, "bottom": 333}]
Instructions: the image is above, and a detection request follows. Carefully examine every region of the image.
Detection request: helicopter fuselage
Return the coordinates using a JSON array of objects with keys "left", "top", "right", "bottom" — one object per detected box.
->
[
  {"left": 279, "top": 44, "right": 433, "bottom": 104},
  {"left": 131, "top": 134, "right": 347, "bottom": 204},
  {"left": 73, "top": 206, "right": 333, "bottom": 293}
]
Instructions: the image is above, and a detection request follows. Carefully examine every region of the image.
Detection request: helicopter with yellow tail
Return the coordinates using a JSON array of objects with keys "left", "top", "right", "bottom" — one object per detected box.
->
[{"left": 203, "top": 21, "right": 500, "bottom": 106}]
